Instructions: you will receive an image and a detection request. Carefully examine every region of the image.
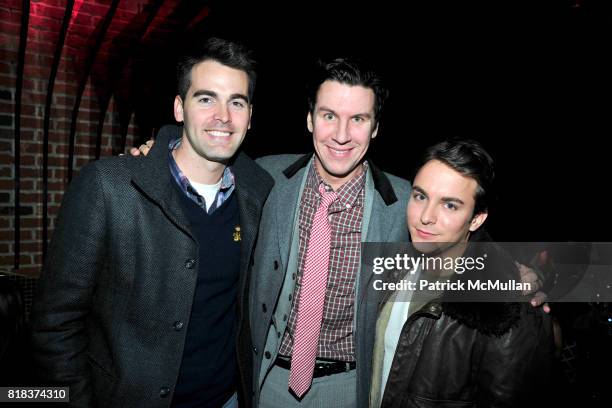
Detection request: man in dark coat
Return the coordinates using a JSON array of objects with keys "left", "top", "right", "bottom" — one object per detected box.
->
[{"left": 30, "top": 38, "right": 273, "bottom": 408}]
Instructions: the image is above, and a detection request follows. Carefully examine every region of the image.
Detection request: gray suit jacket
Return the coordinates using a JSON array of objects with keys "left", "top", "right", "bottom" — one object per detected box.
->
[
  {"left": 249, "top": 154, "right": 410, "bottom": 407},
  {"left": 30, "top": 125, "right": 273, "bottom": 407}
]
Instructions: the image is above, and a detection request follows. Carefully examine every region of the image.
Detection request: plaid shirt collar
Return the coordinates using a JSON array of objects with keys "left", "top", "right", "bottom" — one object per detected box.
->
[
  {"left": 168, "top": 137, "right": 235, "bottom": 213},
  {"left": 307, "top": 159, "right": 368, "bottom": 210}
]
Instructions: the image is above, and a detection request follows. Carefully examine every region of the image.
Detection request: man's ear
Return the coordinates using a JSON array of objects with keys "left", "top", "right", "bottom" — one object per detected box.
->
[
  {"left": 371, "top": 122, "right": 379, "bottom": 139},
  {"left": 307, "top": 111, "right": 313, "bottom": 133},
  {"left": 469, "top": 211, "right": 488, "bottom": 232},
  {"left": 248, "top": 105, "right": 253, "bottom": 130},
  {"left": 174, "top": 96, "right": 184, "bottom": 123}
]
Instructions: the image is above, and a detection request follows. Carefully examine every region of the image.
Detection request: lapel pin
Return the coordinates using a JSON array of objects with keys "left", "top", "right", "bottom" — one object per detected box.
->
[{"left": 233, "top": 225, "right": 241, "bottom": 242}]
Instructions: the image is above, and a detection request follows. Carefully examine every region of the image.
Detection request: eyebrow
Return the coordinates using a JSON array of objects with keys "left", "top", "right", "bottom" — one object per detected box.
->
[
  {"left": 317, "top": 106, "right": 372, "bottom": 119},
  {"left": 192, "top": 90, "right": 250, "bottom": 103},
  {"left": 413, "top": 185, "right": 465, "bottom": 205},
  {"left": 412, "top": 186, "right": 428, "bottom": 197},
  {"left": 442, "top": 197, "right": 465, "bottom": 205}
]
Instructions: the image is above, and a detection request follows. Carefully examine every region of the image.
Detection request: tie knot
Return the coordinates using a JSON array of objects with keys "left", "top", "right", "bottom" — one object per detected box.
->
[{"left": 318, "top": 184, "right": 337, "bottom": 207}]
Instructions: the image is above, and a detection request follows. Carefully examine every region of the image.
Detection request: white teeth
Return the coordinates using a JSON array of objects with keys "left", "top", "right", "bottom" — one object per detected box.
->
[{"left": 208, "top": 130, "right": 231, "bottom": 137}]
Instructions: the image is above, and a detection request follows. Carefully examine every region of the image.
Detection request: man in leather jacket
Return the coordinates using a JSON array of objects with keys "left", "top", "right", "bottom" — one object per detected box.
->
[{"left": 372, "top": 139, "right": 554, "bottom": 408}]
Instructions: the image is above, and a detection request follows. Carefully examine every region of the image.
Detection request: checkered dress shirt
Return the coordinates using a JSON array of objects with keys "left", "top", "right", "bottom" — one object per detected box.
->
[{"left": 278, "top": 161, "right": 367, "bottom": 362}]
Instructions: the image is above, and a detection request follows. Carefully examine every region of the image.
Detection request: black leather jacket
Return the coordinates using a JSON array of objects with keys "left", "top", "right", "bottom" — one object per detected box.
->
[{"left": 380, "top": 233, "right": 554, "bottom": 408}]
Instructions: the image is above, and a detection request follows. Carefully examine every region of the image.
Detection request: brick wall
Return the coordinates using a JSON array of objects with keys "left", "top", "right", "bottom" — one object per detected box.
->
[{"left": 0, "top": 0, "right": 186, "bottom": 287}]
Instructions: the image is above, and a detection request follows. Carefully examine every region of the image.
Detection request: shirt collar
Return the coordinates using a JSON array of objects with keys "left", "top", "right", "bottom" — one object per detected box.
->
[
  {"left": 306, "top": 160, "right": 368, "bottom": 208},
  {"left": 168, "top": 138, "right": 235, "bottom": 194}
]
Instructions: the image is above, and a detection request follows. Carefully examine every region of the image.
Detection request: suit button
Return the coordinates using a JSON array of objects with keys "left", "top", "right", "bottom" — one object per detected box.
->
[
  {"left": 283, "top": 314, "right": 287, "bottom": 322},
  {"left": 173, "top": 321, "right": 184, "bottom": 331},
  {"left": 159, "top": 387, "right": 170, "bottom": 398},
  {"left": 288, "top": 294, "right": 292, "bottom": 301},
  {"left": 185, "top": 259, "right": 196, "bottom": 269},
  {"left": 274, "top": 260, "right": 279, "bottom": 270},
  {"left": 292, "top": 273, "right": 296, "bottom": 280},
  {"left": 262, "top": 303, "right": 267, "bottom": 313},
  {"left": 253, "top": 346, "right": 258, "bottom": 355},
  {"left": 265, "top": 351, "right": 271, "bottom": 359}
]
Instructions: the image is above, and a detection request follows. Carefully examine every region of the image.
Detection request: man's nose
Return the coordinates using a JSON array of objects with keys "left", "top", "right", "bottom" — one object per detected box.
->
[
  {"left": 332, "top": 120, "right": 351, "bottom": 144},
  {"left": 214, "top": 104, "right": 231, "bottom": 123},
  {"left": 420, "top": 203, "right": 437, "bottom": 225}
]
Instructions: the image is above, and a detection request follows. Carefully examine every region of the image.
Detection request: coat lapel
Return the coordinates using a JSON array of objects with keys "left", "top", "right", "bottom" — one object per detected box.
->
[
  {"left": 131, "top": 125, "right": 195, "bottom": 243},
  {"left": 232, "top": 153, "right": 274, "bottom": 288}
]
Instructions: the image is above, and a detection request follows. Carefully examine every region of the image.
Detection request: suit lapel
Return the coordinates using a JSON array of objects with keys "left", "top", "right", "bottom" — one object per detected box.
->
[
  {"left": 276, "top": 158, "right": 311, "bottom": 269},
  {"left": 358, "top": 178, "right": 397, "bottom": 310}
]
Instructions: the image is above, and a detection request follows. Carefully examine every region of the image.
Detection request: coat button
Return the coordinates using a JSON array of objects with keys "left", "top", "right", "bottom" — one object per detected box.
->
[
  {"left": 265, "top": 351, "right": 271, "bottom": 359},
  {"left": 253, "top": 346, "right": 258, "bottom": 355},
  {"left": 185, "top": 259, "right": 196, "bottom": 269},
  {"left": 159, "top": 387, "right": 170, "bottom": 398},
  {"left": 274, "top": 260, "right": 279, "bottom": 270},
  {"left": 173, "top": 321, "right": 184, "bottom": 331},
  {"left": 262, "top": 303, "right": 267, "bottom": 313}
]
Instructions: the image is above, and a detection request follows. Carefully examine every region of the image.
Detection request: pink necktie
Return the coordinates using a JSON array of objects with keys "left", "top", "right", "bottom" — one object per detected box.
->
[{"left": 289, "top": 184, "right": 337, "bottom": 398}]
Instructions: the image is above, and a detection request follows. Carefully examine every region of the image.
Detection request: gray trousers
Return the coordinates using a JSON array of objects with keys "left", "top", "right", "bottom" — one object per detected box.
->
[{"left": 259, "top": 364, "right": 357, "bottom": 408}]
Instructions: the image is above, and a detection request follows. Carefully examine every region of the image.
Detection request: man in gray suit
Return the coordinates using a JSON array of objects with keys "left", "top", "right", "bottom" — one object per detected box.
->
[
  {"left": 30, "top": 38, "right": 273, "bottom": 407},
  {"left": 250, "top": 58, "right": 409, "bottom": 407}
]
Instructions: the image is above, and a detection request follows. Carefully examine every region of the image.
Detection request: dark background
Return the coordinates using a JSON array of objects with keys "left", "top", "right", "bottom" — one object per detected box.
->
[
  {"left": 1, "top": 1, "right": 610, "bottom": 403},
  {"left": 137, "top": 0, "right": 611, "bottom": 242}
]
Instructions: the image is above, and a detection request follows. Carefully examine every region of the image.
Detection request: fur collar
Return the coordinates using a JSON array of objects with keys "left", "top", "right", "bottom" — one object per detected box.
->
[
  {"left": 438, "top": 229, "right": 523, "bottom": 336},
  {"left": 441, "top": 301, "right": 522, "bottom": 337}
]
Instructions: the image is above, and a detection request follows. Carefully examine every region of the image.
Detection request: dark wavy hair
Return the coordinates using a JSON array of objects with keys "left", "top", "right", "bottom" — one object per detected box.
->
[
  {"left": 306, "top": 57, "right": 389, "bottom": 124},
  {"left": 416, "top": 138, "right": 496, "bottom": 216},
  {"left": 177, "top": 37, "right": 257, "bottom": 102}
]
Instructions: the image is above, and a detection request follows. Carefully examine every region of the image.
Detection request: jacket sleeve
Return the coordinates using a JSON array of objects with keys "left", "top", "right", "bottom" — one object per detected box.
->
[
  {"left": 29, "top": 163, "right": 107, "bottom": 407},
  {"left": 476, "top": 306, "right": 554, "bottom": 408}
]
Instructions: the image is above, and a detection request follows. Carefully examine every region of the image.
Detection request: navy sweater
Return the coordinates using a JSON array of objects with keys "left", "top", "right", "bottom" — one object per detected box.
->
[{"left": 172, "top": 187, "right": 240, "bottom": 408}]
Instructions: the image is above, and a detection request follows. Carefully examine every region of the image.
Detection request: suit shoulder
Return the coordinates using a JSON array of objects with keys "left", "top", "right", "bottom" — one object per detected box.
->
[
  {"left": 255, "top": 154, "right": 305, "bottom": 175},
  {"left": 232, "top": 152, "right": 274, "bottom": 195},
  {"left": 383, "top": 172, "right": 412, "bottom": 198},
  {"left": 255, "top": 154, "right": 303, "bottom": 169},
  {"left": 234, "top": 152, "right": 271, "bottom": 176}
]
